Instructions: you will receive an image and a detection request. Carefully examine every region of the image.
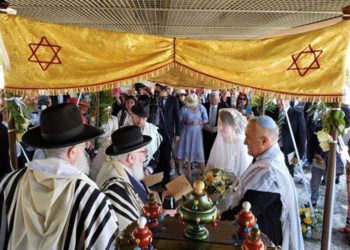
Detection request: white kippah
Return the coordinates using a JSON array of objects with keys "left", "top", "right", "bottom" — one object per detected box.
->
[{"left": 255, "top": 115, "right": 277, "bottom": 129}]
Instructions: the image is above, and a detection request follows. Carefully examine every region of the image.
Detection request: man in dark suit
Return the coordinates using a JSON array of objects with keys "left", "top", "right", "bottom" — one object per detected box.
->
[
  {"left": 155, "top": 84, "right": 180, "bottom": 185},
  {"left": 0, "top": 112, "right": 11, "bottom": 179},
  {"left": 203, "top": 91, "right": 225, "bottom": 163},
  {"left": 270, "top": 100, "right": 306, "bottom": 177}
]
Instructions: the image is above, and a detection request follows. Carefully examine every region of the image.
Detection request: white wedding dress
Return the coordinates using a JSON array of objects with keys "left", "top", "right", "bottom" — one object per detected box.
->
[{"left": 206, "top": 108, "right": 251, "bottom": 178}]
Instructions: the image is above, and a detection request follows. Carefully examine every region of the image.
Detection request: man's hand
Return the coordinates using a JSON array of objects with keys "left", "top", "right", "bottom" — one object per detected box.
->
[
  {"left": 203, "top": 124, "right": 213, "bottom": 133},
  {"left": 314, "top": 154, "right": 324, "bottom": 165},
  {"left": 291, "top": 156, "right": 298, "bottom": 165},
  {"left": 144, "top": 168, "right": 151, "bottom": 177},
  {"left": 174, "top": 136, "right": 180, "bottom": 144}
]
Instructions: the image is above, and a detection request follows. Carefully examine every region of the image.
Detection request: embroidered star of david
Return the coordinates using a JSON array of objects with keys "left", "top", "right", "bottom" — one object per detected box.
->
[
  {"left": 287, "top": 45, "right": 322, "bottom": 77},
  {"left": 28, "top": 36, "right": 62, "bottom": 71}
]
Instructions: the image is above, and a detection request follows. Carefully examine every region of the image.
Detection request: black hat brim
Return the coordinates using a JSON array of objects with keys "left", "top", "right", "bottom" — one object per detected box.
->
[
  {"left": 105, "top": 135, "right": 152, "bottom": 156},
  {"left": 131, "top": 106, "right": 149, "bottom": 118},
  {"left": 22, "top": 125, "right": 103, "bottom": 149}
]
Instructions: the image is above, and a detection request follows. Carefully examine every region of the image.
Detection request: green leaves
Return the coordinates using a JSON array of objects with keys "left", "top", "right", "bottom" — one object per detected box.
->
[
  {"left": 5, "top": 93, "right": 33, "bottom": 141},
  {"left": 90, "top": 90, "right": 114, "bottom": 127},
  {"left": 251, "top": 95, "right": 276, "bottom": 116},
  {"left": 307, "top": 102, "right": 345, "bottom": 135}
]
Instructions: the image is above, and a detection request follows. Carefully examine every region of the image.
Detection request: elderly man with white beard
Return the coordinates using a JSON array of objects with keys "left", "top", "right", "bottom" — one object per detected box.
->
[
  {"left": 96, "top": 126, "right": 154, "bottom": 231},
  {"left": 126, "top": 102, "right": 162, "bottom": 175},
  {"left": 0, "top": 103, "right": 118, "bottom": 250}
]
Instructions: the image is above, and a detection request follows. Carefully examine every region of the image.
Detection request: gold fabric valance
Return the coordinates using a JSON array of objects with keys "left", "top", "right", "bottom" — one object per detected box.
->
[{"left": 1, "top": 15, "right": 349, "bottom": 101}]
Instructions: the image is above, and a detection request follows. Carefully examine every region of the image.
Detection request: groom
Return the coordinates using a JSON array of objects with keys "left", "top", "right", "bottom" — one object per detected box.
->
[{"left": 221, "top": 116, "right": 303, "bottom": 250}]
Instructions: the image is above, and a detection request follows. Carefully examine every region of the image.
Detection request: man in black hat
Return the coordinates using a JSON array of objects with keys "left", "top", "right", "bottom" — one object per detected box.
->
[
  {"left": 155, "top": 83, "right": 181, "bottom": 185},
  {"left": 127, "top": 102, "right": 162, "bottom": 175},
  {"left": 96, "top": 126, "right": 157, "bottom": 231},
  {"left": 0, "top": 103, "right": 118, "bottom": 249}
]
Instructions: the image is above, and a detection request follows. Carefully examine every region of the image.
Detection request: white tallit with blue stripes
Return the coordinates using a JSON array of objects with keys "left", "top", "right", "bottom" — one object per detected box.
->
[{"left": 232, "top": 144, "right": 304, "bottom": 250}]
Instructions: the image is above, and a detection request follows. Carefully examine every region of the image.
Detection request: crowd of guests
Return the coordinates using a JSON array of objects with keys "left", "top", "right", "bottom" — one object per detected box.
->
[{"left": 0, "top": 83, "right": 349, "bottom": 249}]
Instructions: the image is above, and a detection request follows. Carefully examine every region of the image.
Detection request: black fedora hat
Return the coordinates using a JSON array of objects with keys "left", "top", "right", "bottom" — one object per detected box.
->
[
  {"left": 131, "top": 103, "right": 150, "bottom": 118},
  {"left": 22, "top": 103, "right": 103, "bottom": 149},
  {"left": 158, "top": 84, "right": 167, "bottom": 91},
  {"left": 106, "top": 126, "right": 152, "bottom": 156}
]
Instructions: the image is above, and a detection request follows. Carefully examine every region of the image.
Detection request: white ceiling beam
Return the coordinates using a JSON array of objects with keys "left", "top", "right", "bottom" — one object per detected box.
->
[{"left": 13, "top": 6, "right": 342, "bottom": 15}]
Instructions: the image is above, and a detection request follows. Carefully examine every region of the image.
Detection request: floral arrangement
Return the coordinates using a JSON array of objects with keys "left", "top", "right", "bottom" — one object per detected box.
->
[
  {"left": 316, "top": 130, "right": 333, "bottom": 152},
  {"left": 201, "top": 168, "right": 234, "bottom": 196},
  {"left": 299, "top": 207, "right": 323, "bottom": 240},
  {"left": 308, "top": 102, "right": 346, "bottom": 152}
]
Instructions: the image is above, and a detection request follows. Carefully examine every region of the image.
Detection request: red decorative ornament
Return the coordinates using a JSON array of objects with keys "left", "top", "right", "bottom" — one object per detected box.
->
[
  {"left": 236, "top": 201, "right": 256, "bottom": 239},
  {"left": 142, "top": 193, "right": 163, "bottom": 228},
  {"left": 131, "top": 217, "right": 153, "bottom": 250},
  {"left": 242, "top": 224, "right": 266, "bottom": 250}
]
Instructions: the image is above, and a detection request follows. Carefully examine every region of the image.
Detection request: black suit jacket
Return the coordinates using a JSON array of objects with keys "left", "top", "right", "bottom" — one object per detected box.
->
[
  {"left": 159, "top": 95, "right": 180, "bottom": 140},
  {"left": 0, "top": 123, "right": 11, "bottom": 179},
  {"left": 273, "top": 107, "right": 306, "bottom": 158},
  {"left": 221, "top": 190, "right": 282, "bottom": 246},
  {"left": 203, "top": 102, "right": 225, "bottom": 127},
  {"left": 220, "top": 97, "right": 232, "bottom": 108},
  {"left": 202, "top": 102, "right": 225, "bottom": 162}
]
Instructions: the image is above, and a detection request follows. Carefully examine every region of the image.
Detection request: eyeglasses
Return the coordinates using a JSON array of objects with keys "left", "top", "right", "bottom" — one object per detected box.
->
[{"left": 135, "top": 149, "right": 148, "bottom": 155}]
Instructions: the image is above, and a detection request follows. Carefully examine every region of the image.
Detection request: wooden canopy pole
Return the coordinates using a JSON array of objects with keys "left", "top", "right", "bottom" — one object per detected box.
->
[
  {"left": 259, "top": 96, "right": 265, "bottom": 115},
  {"left": 320, "top": 109, "right": 338, "bottom": 250},
  {"left": 94, "top": 91, "right": 101, "bottom": 151},
  {"left": 7, "top": 115, "right": 17, "bottom": 170},
  {"left": 321, "top": 8, "right": 349, "bottom": 249}
]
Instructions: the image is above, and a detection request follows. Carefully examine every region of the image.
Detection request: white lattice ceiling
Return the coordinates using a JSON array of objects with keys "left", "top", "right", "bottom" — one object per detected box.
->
[{"left": 5, "top": 0, "right": 350, "bottom": 39}]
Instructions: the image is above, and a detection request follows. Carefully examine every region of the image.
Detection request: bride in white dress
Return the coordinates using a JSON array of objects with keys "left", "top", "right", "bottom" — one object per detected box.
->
[{"left": 206, "top": 108, "right": 251, "bottom": 178}]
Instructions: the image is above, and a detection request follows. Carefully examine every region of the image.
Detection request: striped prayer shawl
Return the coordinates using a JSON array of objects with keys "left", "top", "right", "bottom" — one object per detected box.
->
[
  {"left": 0, "top": 168, "right": 118, "bottom": 250},
  {"left": 96, "top": 160, "right": 147, "bottom": 231},
  {"left": 101, "top": 177, "right": 143, "bottom": 232}
]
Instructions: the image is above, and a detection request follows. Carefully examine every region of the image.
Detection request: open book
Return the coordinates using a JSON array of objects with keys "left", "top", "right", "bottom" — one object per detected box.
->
[
  {"left": 143, "top": 172, "right": 164, "bottom": 187},
  {"left": 165, "top": 175, "right": 193, "bottom": 201}
]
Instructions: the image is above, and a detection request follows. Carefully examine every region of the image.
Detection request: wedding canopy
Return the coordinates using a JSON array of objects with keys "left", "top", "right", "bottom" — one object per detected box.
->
[
  {"left": 0, "top": 14, "right": 349, "bottom": 101},
  {"left": 0, "top": 7, "right": 350, "bottom": 250}
]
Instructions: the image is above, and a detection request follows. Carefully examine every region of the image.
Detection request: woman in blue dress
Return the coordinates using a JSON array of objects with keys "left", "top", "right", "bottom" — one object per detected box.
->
[{"left": 177, "top": 94, "right": 208, "bottom": 179}]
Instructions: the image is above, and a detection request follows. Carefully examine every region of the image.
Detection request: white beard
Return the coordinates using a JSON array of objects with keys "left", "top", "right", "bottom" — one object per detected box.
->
[
  {"left": 132, "top": 162, "right": 145, "bottom": 181},
  {"left": 74, "top": 149, "right": 90, "bottom": 175}
]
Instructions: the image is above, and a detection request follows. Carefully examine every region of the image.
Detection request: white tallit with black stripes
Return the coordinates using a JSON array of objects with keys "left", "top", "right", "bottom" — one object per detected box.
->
[
  {"left": 0, "top": 158, "right": 118, "bottom": 250},
  {"left": 232, "top": 144, "right": 304, "bottom": 250},
  {"left": 96, "top": 160, "right": 144, "bottom": 232}
]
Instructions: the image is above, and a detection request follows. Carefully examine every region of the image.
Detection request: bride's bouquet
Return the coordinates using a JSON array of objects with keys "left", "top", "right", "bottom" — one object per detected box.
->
[{"left": 201, "top": 168, "right": 235, "bottom": 197}]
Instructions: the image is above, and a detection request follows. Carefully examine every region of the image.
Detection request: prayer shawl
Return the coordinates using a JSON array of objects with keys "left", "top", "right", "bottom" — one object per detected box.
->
[
  {"left": 126, "top": 120, "right": 163, "bottom": 166},
  {"left": 96, "top": 160, "right": 145, "bottom": 231},
  {"left": 0, "top": 158, "right": 118, "bottom": 250},
  {"left": 232, "top": 144, "right": 304, "bottom": 250}
]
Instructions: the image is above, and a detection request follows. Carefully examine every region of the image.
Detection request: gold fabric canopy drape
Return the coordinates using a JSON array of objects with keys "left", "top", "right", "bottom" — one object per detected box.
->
[{"left": 0, "top": 15, "right": 349, "bottom": 101}]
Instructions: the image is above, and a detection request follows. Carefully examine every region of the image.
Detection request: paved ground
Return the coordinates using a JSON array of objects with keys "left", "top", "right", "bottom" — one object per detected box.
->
[{"left": 294, "top": 168, "right": 349, "bottom": 249}]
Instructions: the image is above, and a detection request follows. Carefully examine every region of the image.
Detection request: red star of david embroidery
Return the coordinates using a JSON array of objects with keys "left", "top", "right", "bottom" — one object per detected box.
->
[
  {"left": 28, "top": 36, "right": 62, "bottom": 71},
  {"left": 287, "top": 45, "right": 322, "bottom": 77}
]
